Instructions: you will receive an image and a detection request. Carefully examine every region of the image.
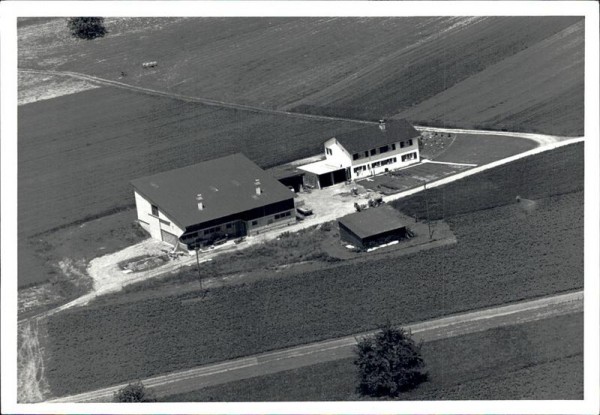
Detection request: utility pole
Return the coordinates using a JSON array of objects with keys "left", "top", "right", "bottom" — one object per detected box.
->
[
  {"left": 425, "top": 194, "right": 432, "bottom": 240},
  {"left": 195, "top": 246, "right": 203, "bottom": 292}
]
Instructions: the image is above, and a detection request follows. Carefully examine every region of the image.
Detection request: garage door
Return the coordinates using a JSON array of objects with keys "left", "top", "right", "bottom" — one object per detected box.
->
[{"left": 161, "top": 229, "right": 179, "bottom": 246}]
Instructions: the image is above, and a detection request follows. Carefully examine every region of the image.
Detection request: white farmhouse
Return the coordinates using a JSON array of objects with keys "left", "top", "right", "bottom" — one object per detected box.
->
[{"left": 299, "top": 119, "right": 421, "bottom": 189}]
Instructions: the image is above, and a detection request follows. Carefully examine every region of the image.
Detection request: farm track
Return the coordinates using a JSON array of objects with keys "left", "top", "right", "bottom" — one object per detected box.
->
[
  {"left": 47, "top": 290, "right": 583, "bottom": 402},
  {"left": 18, "top": 68, "right": 375, "bottom": 126}
]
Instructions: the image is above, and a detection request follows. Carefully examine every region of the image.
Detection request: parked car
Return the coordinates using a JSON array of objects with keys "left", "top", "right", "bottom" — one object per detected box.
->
[{"left": 297, "top": 206, "right": 313, "bottom": 216}]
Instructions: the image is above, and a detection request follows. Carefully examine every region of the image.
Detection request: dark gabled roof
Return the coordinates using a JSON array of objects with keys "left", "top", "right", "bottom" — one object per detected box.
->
[
  {"left": 334, "top": 119, "right": 419, "bottom": 154},
  {"left": 266, "top": 163, "right": 305, "bottom": 180},
  {"left": 338, "top": 205, "right": 406, "bottom": 239},
  {"left": 131, "top": 153, "right": 294, "bottom": 229}
]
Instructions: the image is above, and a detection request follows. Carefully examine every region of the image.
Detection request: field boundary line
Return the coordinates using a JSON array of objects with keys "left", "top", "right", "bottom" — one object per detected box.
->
[
  {"left": 423, "top": 160, "right": 478, "bottom": 167},
  {"left": 46, "top": 290, "right": 583, "bottom": 403}
]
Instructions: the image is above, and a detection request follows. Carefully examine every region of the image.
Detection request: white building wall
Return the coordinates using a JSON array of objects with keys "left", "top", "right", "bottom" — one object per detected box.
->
[
  {"left": 134, "top": 191, "right": 185, "bottom": 244},
  {"left": 348, "top": 138, "right": 420, "bottom": 180},
  {"left": 324, "top": 138, "right": 352, "bottom": 169}
]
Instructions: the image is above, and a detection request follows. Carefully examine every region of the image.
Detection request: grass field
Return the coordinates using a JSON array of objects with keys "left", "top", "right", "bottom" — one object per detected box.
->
[
  {"left": 44, "top": 183, "right": 583, "bottom": 395},
  {"left": 391, "top": 142, "right": 583, "bottom": 220},
  {"left": 19, "top": 17, "right": 583, "bottom": 135},
  {"left": 162, "top": 313, "right": 582, "bottom": 401}
]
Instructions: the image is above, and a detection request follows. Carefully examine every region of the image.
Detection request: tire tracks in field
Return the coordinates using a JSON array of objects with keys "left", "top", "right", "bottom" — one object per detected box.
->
[{"left": 46, "top": 290, "right": 583, "bottom": 403}]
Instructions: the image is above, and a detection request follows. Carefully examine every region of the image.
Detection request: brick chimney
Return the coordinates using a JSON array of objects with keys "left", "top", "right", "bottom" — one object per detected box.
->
[{"left": 196, "top": 193, "right": 204, "bottom": 211}]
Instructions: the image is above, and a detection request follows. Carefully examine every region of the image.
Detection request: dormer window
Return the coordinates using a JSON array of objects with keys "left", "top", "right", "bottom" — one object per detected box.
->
[
  {"left": 353, "top": 153, "right": 360, "bottom": 160},
  {"left": 151, "top": 204, "right": 159, "bottom": 216}
]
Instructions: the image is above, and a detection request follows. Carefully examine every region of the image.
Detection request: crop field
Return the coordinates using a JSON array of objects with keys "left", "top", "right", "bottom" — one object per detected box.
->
[
  {"left": 19, "top": 17, "right": 583, "bottom": 135},
  {"left": 164, "top": 312, "right": 582, "bottom": 401},
  {"left": 392, "top": 142, "right": 583, "bottom": 220},
  {"left": 399, "top": 21, "right": 584, "bottom": 136},
  {"left": 286, "top": 18, "right": 583, "bottom": 131},
  {"left": 44, "top": 184, "right": 583, "bottom": 396}
]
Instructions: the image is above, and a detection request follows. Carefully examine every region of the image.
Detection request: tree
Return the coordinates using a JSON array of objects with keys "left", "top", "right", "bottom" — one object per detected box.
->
[
  {"left": 113, "top": 381, "right": 156, "bottom": 402},
  {"left": 67, "top": 17, "right": 107, "bottom": 40},
  {"left": 354, "top": 324, "right": 428, "bottom": 398}
]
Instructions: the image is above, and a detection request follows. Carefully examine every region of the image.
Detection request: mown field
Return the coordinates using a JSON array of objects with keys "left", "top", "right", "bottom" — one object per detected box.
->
[
  {"left": 392, "top": 142, "right": 584, "bottom": 220},
  {"left": 19, "top": 17, "right": 583, "bottom": 135},
  {"left": 44, "top": 166, "right": 583, "bottom": 396},
  {"left": 163, "top": 313, "right": 582, "bottom": 401}
]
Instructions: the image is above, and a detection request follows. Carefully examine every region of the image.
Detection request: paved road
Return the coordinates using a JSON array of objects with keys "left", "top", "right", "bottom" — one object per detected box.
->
[{"left": 47, "top": 290, "right": 583, "bottom": 403}]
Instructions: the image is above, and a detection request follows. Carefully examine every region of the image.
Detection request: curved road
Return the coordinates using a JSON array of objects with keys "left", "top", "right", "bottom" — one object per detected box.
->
[{"left": 47, "top": 290, "right": 583, "bottom": 403}]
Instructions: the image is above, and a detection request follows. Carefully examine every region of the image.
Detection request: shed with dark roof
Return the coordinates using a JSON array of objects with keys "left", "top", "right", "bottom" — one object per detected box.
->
[{"left": 338, "top": 205, "right": 407, "bottom": 249}]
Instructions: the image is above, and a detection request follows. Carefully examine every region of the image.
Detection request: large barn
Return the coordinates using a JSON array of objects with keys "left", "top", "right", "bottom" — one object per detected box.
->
[
  {"left": 299, "top": 119, "right": 421, "bottom": 189},
  {"left": 131, "top": 153, "right": 296, "bottom": 250},
  {"left": 338, "top": 205, "right": 407, "bottom": 249}
]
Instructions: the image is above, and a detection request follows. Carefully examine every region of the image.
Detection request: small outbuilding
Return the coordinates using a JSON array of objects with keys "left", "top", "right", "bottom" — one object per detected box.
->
[{"left": 338, "top": 205, "right": 407, "bottom": 249}]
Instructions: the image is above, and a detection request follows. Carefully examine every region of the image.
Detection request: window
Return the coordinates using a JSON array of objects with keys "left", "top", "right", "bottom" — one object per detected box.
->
[
  {"left": 379, "top": 145, "right": 389, "bottom": 153},
  {"left": 353, "top": 153, "right": 360, "bottom": 160},
  {"left": 364, "top": 151, "right": 369, "bottom": 158},
  {"left": 401, "top": 152, "right": 417, "bottom": 162},
  {"left": 226, "top": 223, "right": 232, "bottom": 229},
  {"left": 159, "top": 218, "right": 170, "bottom": 226},
  {"left": 151, "top": 204, "right": 159, "bottom": 216},
  {"left": 372, "top": 161, "right": 381, "bottom": 168},
  {"left": 400, "top": 141, "right": 405, "bottom": 148},
  {"left": 251, "top": 220, "right": 258, "bottom": 226},
  {"left": 370, "top": 149, "right": 377, "bottom": 156},
  {"left": 326, "top": 148, "right": 333, "bottom": 156},
  {"left": 408, "top": 139, "right": 413, "bottom": 146},
  {"left": 391, "top": 143, "right": 396, "bottom": 150},
  {"left": 353, "top": 167, "right": 362, "bottom": 174}
]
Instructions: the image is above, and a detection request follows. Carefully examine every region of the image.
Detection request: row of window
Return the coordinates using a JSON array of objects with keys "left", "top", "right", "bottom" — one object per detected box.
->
[
  {"left": 351, "top": 139, "right": 414, "bottom": 161},
  {"left": 274, "top": 211, "right": 292, "bottom": 220},
  {"left": 204, "top": 222, "right": 234, "bottom": 235},
  {"left": 326, "top": 148, "right": 333, "bottom": 156},
  {"left": 251, "top": 211, "right": 292, "bottom": 227},
  {"left": 352, "top": 151, "right": 418, "bottom": 174},
  {"left": 372, "top": 156, "right": 398, "bottom": 168}
]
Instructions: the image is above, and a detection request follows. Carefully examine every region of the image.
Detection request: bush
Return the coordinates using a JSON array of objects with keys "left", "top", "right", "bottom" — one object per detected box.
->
[
  {"left": 113, "top": 381, "right": 156, "bottom": 402},
  {"left": 354, "top": 324, "right": 428, "bottom": 398},
  {"left": 67, "top": 17, "right": 107, "bottom": 40}
]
